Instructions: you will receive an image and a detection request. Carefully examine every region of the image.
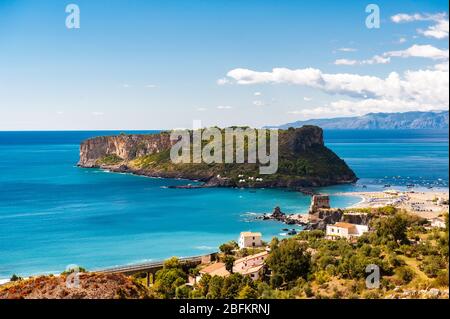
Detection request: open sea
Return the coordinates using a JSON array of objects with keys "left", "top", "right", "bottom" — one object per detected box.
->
[{"left": 0, "top": 129, "right": 448, "bottom": 280}]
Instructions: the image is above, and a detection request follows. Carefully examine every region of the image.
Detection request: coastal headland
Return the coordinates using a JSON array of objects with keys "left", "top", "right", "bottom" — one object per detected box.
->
[{"left": 77, "top": 126, "right": 357, "bottom": 189}]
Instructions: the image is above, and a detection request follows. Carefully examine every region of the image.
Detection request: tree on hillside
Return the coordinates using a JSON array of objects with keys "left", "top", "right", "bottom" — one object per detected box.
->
[
  {"left": 374, "top": 213, "right": 409, "bottom": 244},
  {"left": 266, "top": 239, "right": 311, "bottom": 284},
  {"left": 154, "top": 257, "right": 187, "bottom": 298},
  {"left": 219, "top": 241, "right": 238, "bottom": 255},
  {"left": 221, "top": 273, "right": 245, "bottom": 299},
  {"left": 223, "top": 256, "right": 235, "bottom": 274},
  {"left": 206, "top": 276, "right": 224, "bottom": 299},
  {"left": 238, "top": 285, "right": 258, "bottom": 299}
]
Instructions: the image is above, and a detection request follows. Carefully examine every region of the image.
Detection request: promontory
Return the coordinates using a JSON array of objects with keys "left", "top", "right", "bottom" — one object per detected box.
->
[{"left": 77, "top": 126, "right": 357, "bottom": 188}]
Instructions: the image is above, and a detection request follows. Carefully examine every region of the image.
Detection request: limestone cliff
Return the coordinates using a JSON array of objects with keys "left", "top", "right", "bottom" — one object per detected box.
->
[
  {"left": 78, "top": 132, "right": 174, "bottom": 168},
  {"left": 78, "top": 126, "right": 357, "bottom": 188}
]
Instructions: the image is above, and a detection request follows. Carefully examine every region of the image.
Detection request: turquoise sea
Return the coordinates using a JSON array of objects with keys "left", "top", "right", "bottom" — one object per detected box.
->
[{"left": 0, "top": 130, "right": 448, "bottom": 280}]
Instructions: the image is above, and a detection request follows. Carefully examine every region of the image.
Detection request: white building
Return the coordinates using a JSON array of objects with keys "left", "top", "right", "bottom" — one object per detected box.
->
[
  {"left": 233, "top": 251, "right": 268, "bottom": 280},
  {"left": 196, "top": 251, "right": 269, "bottom": 282},
  {"left": 430, "top": 217, "right": 446, "bottom": 229},
  {"left": 238, "top": 232, "right": 262, "bottom": 249},
  {"left": 326, "top": 222, "right": 368, "bottom": 240}
]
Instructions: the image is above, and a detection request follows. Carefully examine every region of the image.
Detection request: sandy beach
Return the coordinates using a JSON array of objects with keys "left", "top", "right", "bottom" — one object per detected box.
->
[{"left": 341, "top": 189, "right": 449, "bottom": 219}]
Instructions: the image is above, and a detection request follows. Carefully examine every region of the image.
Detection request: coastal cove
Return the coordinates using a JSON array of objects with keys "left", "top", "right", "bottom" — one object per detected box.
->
[{"left": 0, "top": 130, "right": 448, "bottom": 280}]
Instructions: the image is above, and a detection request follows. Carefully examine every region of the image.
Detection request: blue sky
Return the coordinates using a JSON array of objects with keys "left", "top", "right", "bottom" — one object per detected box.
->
[{"left": 0, "top": 0, "right": 448, "bottom": 130}]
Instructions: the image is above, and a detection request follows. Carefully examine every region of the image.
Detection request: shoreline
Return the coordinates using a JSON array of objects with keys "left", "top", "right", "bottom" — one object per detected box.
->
[
  {"left": 339, "top": 188, "right": 449, "bottom": 218},
  {"left": 2, "top": 187, "right": 448, "bottom": 285}
]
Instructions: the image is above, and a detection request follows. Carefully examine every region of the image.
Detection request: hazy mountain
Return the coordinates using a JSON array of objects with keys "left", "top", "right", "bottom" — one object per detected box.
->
[{"left": 270, "top": 111, "right": 449, "bottom": 130}]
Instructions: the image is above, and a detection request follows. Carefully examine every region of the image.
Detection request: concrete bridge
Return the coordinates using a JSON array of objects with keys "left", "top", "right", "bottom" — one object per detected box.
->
[{"left": 96, "top": 254, "right": 216, "bottom": 286}]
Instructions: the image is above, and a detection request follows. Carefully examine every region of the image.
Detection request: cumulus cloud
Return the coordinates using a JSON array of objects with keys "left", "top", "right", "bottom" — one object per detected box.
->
[
  {"left": 434, "top": 61, "right": 449, "bottom": 71},
  {"left": 391, "top": 12, "right": 449, "bottom": 39},
  {"left": 222, "top": 64, "right": 449, "bottom": 116}
]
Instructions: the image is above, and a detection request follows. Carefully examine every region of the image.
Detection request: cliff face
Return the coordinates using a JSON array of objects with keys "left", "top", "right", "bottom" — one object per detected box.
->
[
  {"left": 78, "top": 133, "right": 174, "bottom": 167},
  {"left": 78, "top": 126, "right": 357, "bottom": 188}
]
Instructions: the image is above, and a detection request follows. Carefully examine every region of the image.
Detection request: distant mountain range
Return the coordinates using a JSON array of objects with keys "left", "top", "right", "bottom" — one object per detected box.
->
[{"left": 269, "top": 111, "right": 449, "bottom": 130}]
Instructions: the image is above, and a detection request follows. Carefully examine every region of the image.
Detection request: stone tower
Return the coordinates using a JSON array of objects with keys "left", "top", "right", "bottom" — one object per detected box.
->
[{"left": 309, "top": 195, "right": 330, "bottom": 214}]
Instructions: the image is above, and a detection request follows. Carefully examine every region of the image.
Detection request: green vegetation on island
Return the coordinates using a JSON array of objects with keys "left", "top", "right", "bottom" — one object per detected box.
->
[{"left": 79, "top": 126, "right": 357, "bottom": 188}]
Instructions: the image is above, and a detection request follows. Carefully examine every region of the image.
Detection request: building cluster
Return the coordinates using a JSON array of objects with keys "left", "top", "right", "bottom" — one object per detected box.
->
[
  {"left": 196, "top": 232, "right": 267, "bottom": 282},
  {"left": 194, "top": 194, "right": 447, "bottom": 284}
]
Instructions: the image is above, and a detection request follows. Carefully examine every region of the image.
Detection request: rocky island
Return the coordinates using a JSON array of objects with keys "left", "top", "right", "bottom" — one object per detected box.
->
[{"left": 77, "top": 126, "right": 357, "bottom": 188}]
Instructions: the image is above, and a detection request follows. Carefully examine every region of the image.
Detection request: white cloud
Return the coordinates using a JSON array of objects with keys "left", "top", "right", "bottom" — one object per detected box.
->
[
  {"left": 435, "top": 61, "right": 449, "bottom": 71},
  {"left": 334, "top": 55, "right": 391, "bottom": 65},
  {"left": 387, "top": 44, "right": 449, "bottom": 60},
  {"left": 196, "top": 107, "right": 207, "bottom": 112},
  {"left": 334, "top": 44, "right": 448, "bottom": 65},
  {"left": 419, "top": 20, "right": 449, "bottom": 39},
  {"left": 217, "top": 105, "right": 233, "bottom": 109},
  {"left": 303, "top": 97, "right": 313, "bottom": 101},
  {"left": 92, "top": 112, "right": 104, "bottom": 116},
  {"left": 122, "top": 84, "right": 130, "bottom": 88},
  {"left": 391, "top": 12, "right": 449, "bottom": 39},
  {"left": 222, "top": 64, "right": 449, "bottom": 116},
  {"left": 397, "top": 37, "right": 407, "bottom": 44},
  {"left": 145, "top": 84, "right": 157, "bottom": 88},
  {"left": 217, "top": 78, "right": 230, "bottom": 85},
  {"left": 336, "top": 47, "right": 357, "bottom": 52},
  {"left": 254, "top": 92, "right": 262, "bottom": 96},
  {"left": 253, "top": 100, "right": 265, "bottom": 106},
  {"left": 334, "top": 59, "right": 358, "bottom": 66}
]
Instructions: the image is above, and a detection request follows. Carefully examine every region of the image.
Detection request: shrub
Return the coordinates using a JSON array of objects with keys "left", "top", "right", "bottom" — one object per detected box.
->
[
  {"left": 10, "top": 274, "right": 22, "bottom": 282},
  {"left": 432, "top": 270, "right": 449, "bottom": 287},
  {"left": 421, "top": 255, "right": 445, "bottom": 277},
  {"left": 270, "top": 274, "right": 283, "bottom": 288},
  {"left": 395, "top": 266, "right": 415, "bottom": 284}
]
